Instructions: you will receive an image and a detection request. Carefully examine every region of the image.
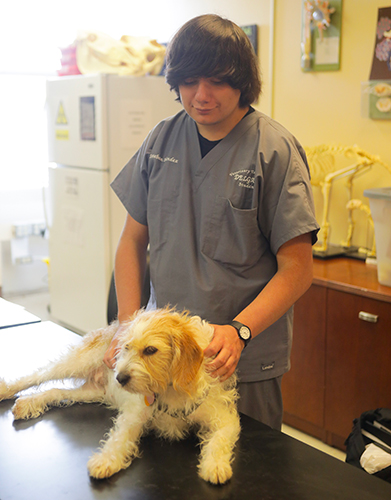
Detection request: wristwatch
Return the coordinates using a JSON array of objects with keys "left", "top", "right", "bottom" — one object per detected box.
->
[{"left": 230, "top": 321, "right": 252, "bottom": 348}]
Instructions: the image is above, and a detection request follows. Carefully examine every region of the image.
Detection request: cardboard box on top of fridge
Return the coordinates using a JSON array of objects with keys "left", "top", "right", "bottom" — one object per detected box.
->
[{"left": 364, "top": 187, "right": 391, "bottom": 287}]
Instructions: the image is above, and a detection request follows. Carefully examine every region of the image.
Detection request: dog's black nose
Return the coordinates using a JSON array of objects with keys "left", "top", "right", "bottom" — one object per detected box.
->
[{"left": 116, "top": 373, "right": 131, "bottom": 386}]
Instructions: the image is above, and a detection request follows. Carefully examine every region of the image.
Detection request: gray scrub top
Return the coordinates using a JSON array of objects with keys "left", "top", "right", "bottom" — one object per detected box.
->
[{"left": 111, "top": 109, "right": 319, "bottom": 382}]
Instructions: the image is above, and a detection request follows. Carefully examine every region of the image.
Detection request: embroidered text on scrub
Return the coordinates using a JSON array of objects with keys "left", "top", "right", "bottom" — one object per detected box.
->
[
  {"left": 149, "top": 153, "right": 179, "bottom": 164},
  {"left": 229, "top": 169, "right": 255, "bottom": 189}
]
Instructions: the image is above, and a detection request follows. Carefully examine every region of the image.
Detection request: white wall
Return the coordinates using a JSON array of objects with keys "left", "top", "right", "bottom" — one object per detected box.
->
[{"left": 1, "top": 1, "right": 273, "bottom": 109}]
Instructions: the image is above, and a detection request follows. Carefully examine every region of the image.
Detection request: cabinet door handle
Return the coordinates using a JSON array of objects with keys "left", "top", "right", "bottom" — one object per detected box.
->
[{"left": 358, "top": 311, "right": 379, "bottom": 323}]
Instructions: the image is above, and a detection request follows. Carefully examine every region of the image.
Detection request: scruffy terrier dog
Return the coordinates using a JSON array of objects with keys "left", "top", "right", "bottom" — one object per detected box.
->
[{"left": 0, "top": 308, "right": 240, "bottom": 484}]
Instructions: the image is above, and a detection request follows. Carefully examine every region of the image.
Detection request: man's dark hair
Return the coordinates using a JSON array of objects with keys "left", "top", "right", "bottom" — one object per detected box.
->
[{"left": 165, "top": 14, "right": 261, "bottom": 108}]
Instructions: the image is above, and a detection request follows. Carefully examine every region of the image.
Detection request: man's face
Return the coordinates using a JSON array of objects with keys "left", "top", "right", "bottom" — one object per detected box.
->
[{"left": 178, "top": 77, "right": 246, "bottom": 140}]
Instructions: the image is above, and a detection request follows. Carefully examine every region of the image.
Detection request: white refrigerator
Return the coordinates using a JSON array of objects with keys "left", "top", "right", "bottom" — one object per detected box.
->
[{"left": 46, "top": 74, "right": 181, "bottom": 333}]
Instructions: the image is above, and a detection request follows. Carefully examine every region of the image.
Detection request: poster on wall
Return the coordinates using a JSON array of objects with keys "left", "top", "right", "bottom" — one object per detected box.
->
[
  {"left": 369, "top": 6, "right": 391, "bottom": 80},
  {"left": 364, "top": 80, "right": 391, "bottom": 120},
  {"left": 241, "top": 25, "right": 258, "bottom": 55},
  {"left": 301, "top": 0, "right": 342, "bottom": 72}
]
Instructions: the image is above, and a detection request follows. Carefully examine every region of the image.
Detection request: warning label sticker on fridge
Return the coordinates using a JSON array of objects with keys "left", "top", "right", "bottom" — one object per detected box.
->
[
  {"left": 55, "top": 129, "right": 69, "bottom": 140},
  {"left": 55, "top": 101, "right": 69, "bottom": 140},
  {"left": 56, "top": 102, "right": 68, "bottom": 125}
]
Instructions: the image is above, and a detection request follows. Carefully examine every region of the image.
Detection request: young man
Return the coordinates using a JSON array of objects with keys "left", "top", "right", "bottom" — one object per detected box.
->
[{"left": 104, "top": 14, "right": 319, "bottom": 430}]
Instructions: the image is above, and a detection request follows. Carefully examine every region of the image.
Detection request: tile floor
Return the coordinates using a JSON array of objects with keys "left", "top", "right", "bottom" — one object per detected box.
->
[{"left": 3, "top": 290, "right": 346, "bottom": 462}]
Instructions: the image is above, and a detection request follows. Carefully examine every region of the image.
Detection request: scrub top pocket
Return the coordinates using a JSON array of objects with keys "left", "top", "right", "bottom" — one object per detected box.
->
[{"left": 202, "top": 196, "right": 264, "bottom": 268}]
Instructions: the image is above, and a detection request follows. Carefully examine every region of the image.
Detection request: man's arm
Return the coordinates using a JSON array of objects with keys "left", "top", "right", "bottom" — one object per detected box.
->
[
  {"left": 103, "top": 213, "right": 149, "bottom": 368},
  {"left": 204, "top": 232, "right": 314, "bottom": 381}
]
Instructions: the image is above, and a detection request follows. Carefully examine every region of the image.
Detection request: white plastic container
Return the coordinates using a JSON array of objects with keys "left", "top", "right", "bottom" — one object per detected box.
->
[{"left": 364, "top": 187, "right": 391, "bottom": 287}]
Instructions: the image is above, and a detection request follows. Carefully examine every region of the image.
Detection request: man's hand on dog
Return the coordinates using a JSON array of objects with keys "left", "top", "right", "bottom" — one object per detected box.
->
[
  {"left": 204, "top": 325, "right": 244, "bottom": 382},
  {"left": 103, "top": 324, "right": 126, "bottom": 369}
]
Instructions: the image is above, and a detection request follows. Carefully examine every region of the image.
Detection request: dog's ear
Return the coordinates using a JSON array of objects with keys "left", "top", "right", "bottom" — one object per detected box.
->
[{"left": 171, "top": 327, "right": 204, "bottom": 395}]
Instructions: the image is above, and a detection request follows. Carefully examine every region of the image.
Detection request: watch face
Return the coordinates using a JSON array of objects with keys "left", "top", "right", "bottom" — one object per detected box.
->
[{"left": 239, "top": 326, "right": 251, "bottom": 340}]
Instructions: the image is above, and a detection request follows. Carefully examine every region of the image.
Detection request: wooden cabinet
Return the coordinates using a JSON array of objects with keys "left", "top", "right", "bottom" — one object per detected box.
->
[
  {"left": 282, "top": 258, "right": 391, "bottom": 450},
  {"left": 282, "top": 285, "right": 327, "bottom": 441}
]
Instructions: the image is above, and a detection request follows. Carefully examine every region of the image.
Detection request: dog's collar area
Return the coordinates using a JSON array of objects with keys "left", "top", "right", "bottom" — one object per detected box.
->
[{"left": 152, "top": 391, "right": 209, "bottom": 420}]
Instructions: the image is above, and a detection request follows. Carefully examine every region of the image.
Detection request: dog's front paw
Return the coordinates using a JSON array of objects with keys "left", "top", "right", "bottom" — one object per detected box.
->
[
  {"left": 198, "top": 459, "right": 233, "bottom": 485},
  {"left": 88, "top": 452, "right": 132, "bottom": 479},
  {"left": 12, "top": 397, "right": 45, "bottom": 420}
]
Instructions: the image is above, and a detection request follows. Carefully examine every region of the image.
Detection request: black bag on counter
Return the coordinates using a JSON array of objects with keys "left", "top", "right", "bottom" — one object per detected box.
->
[{"left": 345, "top": 408, "right": 391, "bottom": 483}]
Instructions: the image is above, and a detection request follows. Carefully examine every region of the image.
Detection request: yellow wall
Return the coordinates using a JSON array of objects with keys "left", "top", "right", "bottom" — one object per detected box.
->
[{"left": 272, "top": 0, "right": 391, "bottom": 250}]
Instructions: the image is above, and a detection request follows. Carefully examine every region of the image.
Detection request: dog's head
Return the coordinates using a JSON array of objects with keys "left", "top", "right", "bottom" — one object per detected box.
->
[{"left": 115, "top": 308, "right": 212, "bottom": 397}]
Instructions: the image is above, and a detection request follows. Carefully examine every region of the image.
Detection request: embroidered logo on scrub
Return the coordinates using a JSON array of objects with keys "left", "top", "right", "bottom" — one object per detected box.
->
[
  {"left": 229, "top": 169, "right": 255, "bottom": 189},
  {"left": 149, "top": 153, "right": 179, "bottom": 164}
]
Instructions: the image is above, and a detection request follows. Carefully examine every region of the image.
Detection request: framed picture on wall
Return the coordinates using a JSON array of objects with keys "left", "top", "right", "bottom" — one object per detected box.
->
[
  {"left": 301, "top": 0, "right": 343, "bottom": 72},
  {"left": 369, "top": 6, "right": 391, "bottom": 81}
]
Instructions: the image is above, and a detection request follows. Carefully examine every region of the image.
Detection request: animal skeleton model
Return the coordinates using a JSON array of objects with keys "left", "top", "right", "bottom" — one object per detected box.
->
[
  {"left": 346, "top": 199, "right": 376, "bottom": 258},
  {"left": 305, "top": 145, "right": 391, "bottom": 253}
]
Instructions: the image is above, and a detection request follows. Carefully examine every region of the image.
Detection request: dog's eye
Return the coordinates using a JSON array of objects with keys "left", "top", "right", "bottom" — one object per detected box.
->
[{"left": 143, "top": 346, "right": 158, "bottom": 356}]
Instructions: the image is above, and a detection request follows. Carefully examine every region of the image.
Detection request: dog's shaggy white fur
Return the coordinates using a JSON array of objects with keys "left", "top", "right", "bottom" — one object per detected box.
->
[{"left": 0, "top": 308, "right": 240, "bottom": 484}]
